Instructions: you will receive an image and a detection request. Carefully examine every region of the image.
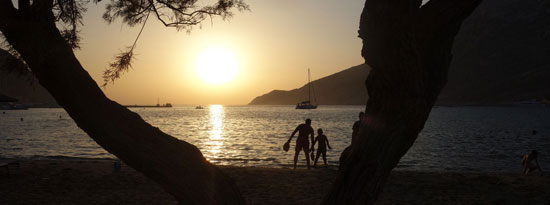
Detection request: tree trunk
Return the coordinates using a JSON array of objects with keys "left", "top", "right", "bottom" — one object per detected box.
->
[
  {"left": 324, "top": 0, "right": 481, "bottom": 204},
  {"left": 0, "top": 2, "right": 244, "bottom": 204}
]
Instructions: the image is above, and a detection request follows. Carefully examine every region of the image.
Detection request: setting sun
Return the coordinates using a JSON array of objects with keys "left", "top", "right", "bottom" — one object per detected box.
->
[{"left": 195, "top": 47, "right": 238, "bottom": 84}]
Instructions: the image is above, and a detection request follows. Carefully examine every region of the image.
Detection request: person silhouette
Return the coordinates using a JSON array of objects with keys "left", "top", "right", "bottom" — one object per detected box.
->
[
  {"left": 339, "top": 111, "right": 365, "bottom": 170},
  {"left": 313, "top": 128, "right": 331, "bottom": 168},
  {"left": 286, "top": 119, "right": 315, "bottom": 169},
  {"left": 523, "top": 150, "right": 542, "bottom": 175},
  {"left": 352, "top": 112, "right": 365, "bottom": 146}
]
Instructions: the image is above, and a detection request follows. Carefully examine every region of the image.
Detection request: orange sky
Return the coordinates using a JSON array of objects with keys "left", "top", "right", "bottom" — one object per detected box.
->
[{"left": 74, "top": 0, "right": 366, "bottom": 105}]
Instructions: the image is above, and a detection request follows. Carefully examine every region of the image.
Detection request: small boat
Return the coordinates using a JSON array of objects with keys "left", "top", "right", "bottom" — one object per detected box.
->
[
  {"left": 195, "top": 105, "right": 204, "bottom": 109},
  {"left": 296, "top": 101, "right": 317, "bottom": 109},
  {"left": 296, "top": 68, "right": 318, "bottom": 109},
  {"left": 0, "top": 104, "right": 28, "bottom": 110},
  {"left": 124, "top": 103, "right": 172, "bottom": 108},
  {"left": 0, "top": 94, "right": 27, "bottom": 110}
]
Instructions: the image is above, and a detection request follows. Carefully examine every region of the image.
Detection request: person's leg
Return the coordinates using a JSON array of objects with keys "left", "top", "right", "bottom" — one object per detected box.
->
[
  {"left": 526, "top": 164, "right": 539, "bottom": 174},
  {"left": 531, "top": 166, "right": 539, "bottom": 173},
  {"left": 314, "top": 149, "right": 321, "bottom": 168},
  {"left": 304, "top": 143, "right": 311, "bottom": 169},
  {"left": 322, "top": 150, "right": 327, "bottom": 166}
]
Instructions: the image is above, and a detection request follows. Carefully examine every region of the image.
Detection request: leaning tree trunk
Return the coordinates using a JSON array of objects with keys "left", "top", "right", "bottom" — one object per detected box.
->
[
  {"left": 0, "top": 2, "right": 244, "bottom": 204},
  {"left": 324, "top": 0, "right": 481, "bottom": 204}
]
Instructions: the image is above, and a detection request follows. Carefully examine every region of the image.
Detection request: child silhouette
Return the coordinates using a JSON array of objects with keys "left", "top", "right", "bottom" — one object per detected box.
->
[{"left": 312, "top": 128, "right": 331, "bottom": 168}]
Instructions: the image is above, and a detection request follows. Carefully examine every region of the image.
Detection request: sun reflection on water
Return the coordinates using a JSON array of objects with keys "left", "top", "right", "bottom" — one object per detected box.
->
[{"left": 206, "top": 105, "right": 224, "bottom": 157}]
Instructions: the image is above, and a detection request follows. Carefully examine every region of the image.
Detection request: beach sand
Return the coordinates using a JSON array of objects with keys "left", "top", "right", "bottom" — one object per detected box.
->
[{"left": 1, "top": 160, "right": 549, "bottom": 204}]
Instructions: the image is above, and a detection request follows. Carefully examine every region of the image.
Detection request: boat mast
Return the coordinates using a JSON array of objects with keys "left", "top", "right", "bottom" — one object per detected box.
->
[{"left": 308, "top": 68, "right": 311, "bottom": 102}]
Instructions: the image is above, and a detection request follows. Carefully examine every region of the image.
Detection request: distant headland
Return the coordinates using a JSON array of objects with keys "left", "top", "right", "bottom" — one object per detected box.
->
[{"left": 249, "top": 0, "right": 550, "bottom": 106}]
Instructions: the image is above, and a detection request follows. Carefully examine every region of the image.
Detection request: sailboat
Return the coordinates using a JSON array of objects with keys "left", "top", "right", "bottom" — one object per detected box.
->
[{"left": 296, "top": 68, "right": 318, "bottom": 109}]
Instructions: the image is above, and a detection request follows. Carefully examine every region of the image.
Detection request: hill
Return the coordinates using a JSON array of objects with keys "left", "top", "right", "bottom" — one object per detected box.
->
[
  {"left": 249, "top": 64, "right": 369, "bottom": 105},
  {"left": 0, "top": 49, "right": 57, "bottom": 106},
  {"left": 438, "top": 0, "right": 550, "bottom": 105},
  {"left": 249, "top": 0, "right": 550, "bottom": 105}
]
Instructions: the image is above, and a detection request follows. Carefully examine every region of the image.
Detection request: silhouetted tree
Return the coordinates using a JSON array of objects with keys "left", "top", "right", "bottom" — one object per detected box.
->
[
  {"left": 0, "top": 0, "right": 247, "bottom": 203},
  {"left": 325, "top": 0, "right": 481, "bottom": 204},
  {"left": 0, "top": 0, "right": 481, "bottom": 204}
]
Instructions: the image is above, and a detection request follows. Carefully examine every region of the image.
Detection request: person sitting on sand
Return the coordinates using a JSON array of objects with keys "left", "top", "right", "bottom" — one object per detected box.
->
[
  {"left": 286, "top": 119, "right": 315, "bottom": 169},
  {"left": 312, "top": 128, "right": 331, "bottom": 168},
  {"left": 522, "top": 150, "right": 542, "bottom": 175}
]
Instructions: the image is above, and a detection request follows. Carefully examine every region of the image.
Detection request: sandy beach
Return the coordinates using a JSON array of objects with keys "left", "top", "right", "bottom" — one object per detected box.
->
[{"left": 1, "top": 159, "right": 549, "bottom": 204}]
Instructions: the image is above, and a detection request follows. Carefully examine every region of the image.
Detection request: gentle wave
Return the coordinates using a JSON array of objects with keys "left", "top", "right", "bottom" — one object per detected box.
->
[{"left": 1, "top": 105, "right": 549, "bottom": 172}]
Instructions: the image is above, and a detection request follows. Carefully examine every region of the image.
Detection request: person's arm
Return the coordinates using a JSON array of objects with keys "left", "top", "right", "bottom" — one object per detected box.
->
[
  {"left": 312, "top": 137, "right": 318, "bottom": 147},
  {"left": 288, "top": 126, "right": 299, "bottom": 142},
  {"left": 326, "top": 136, "right": 331, "bottom": 149}
]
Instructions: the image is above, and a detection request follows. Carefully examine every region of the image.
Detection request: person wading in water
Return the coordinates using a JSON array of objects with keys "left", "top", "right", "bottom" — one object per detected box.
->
[
  {"left": 286, "top": 119, "right": 315, "bottom": 169},
  {"left": 523, "top": 150, "right": 543, "bottom": 175}
]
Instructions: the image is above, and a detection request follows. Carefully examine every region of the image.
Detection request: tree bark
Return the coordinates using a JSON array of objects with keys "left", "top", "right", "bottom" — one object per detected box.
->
[
  {"left": 0, "top": 2, "right": 244, "bottom": 204},
  {"left": 325, "top": 0, "right": 481, "bottom": 204}
]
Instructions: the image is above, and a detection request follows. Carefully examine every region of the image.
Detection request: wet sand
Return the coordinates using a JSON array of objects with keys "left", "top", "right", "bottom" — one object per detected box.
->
[{"left": 1, "top": 160, "right": 549, "bottom": 204}]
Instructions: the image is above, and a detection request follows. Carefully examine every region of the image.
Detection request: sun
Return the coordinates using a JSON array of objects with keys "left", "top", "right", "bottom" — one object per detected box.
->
[{"left": 195, "top": 47, "right": 238, "bottom": 85}]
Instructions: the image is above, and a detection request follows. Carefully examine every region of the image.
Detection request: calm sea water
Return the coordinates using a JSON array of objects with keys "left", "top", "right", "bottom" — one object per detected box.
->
[{"left": 1, "top": 105, "right": 549, "bottom": 172}]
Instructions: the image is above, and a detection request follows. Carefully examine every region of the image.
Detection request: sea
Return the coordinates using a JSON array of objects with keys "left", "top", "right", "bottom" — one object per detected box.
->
[{"left": 1, "top": 105, "right": 549, "bottom": 172}]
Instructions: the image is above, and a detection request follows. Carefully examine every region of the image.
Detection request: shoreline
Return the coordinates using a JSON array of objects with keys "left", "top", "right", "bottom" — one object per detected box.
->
[
  {"left": 1, "top": 159, "right": 549, "bottom": 204},
  {"left": 5, "top": 104, "right": 550, "bottom": 109},
  {"left": 0, "top": 156, "right": 530, "bottom": 173}
]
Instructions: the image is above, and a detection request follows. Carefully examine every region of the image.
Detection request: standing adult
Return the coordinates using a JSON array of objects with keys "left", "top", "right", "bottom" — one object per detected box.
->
[
  {"left": 339, "top": 112, "right": 365, "bottom": 170},
  {"left": 287, "top": 119, "right": 315, "bottom": 169},
  {"left": 351, "top": 112, "right": 365, "bottom": 146}
]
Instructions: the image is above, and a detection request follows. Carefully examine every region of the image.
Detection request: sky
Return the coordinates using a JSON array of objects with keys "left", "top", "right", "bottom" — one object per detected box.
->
[{"left": 75, "top": 0, "right": 366, "bottom": 105}]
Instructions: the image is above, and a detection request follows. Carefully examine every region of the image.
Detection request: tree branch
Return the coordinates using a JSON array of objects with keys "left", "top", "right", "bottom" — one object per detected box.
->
[
  {"left": 419, "top": 0, "right": 482, "bottom": 32},
  {"left": 151, "top": 1, "right": 217, "bottom": 27},
  {"left": 327, "top": 1, "right": 482, "bottom": 204},
  {"left": 2, "top": 4, "right": 245, "bottom": 202},
  {"left": 156, "top": 0, "right": 219, "bottom": 17},
  {"left": 0, "top": 48, "right": 29, "bottom": 75},
  {"left": 125, "top": 4, "right": 153, "bottom": 22},
  {"left": 363, "top": 0, "right": 421, "bottom": 17},
  {"left": 19, "top": 0, "right": 30, "bottom": 11},
  {"left": 31, "top": 0, "right": 54, "bottom": 17},
  {"left": 0, "top": 1, "right": 16, "bottom": 19},
  {"left": 103, "top": 12, "right": 151, "bottom": 87},
  {"left": 150, "top": 1, "right": 171, "bottom": 27}
]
